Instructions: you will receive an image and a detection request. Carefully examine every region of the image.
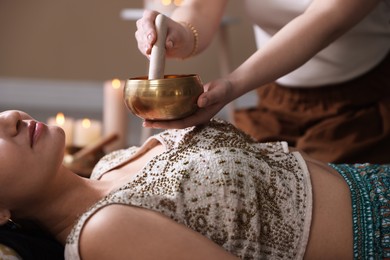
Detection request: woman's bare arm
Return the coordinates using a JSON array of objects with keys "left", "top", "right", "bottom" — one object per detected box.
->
[{"left": 79, "top": 204, "right": 238, "bottom": 260}]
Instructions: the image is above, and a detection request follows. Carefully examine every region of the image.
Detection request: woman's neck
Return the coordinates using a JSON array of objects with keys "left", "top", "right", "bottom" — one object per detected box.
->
[
  {"left": 29, "top": 166, "right": 113, "bottom": 244},
  {"left": 29, "top": 143, "right": 165, "bottom": 244}
]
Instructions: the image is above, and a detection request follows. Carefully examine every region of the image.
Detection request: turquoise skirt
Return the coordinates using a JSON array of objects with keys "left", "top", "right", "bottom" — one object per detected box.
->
[{"left": 330, "top": 163, "right": 390, "bottom": 260}]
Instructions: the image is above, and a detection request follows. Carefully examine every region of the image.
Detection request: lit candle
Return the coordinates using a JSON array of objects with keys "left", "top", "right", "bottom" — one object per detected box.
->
[
  {"left": 47, "top": 112, "right": 74, "bottom": 147},
  {"left": 73, "top": 118, "right": 102, "bottom": 147},
  {"left": 103, "top": 79, "right": 128, "bottom": 152}
]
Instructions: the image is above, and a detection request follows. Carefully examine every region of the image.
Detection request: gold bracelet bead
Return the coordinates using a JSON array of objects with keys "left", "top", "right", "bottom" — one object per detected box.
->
[{"left": 179, "top": 21, "right": 199, "bottom": 59}]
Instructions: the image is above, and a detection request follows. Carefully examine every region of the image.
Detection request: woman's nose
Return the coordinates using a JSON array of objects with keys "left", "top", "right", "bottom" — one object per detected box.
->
[{"left": 0, "top": 110, "right": 21, "bottom": 136}]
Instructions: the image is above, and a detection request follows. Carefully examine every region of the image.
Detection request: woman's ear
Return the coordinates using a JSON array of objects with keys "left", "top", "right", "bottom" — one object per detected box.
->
[{"left": 0, "top": 209, "right": 11, "bottom": 225}]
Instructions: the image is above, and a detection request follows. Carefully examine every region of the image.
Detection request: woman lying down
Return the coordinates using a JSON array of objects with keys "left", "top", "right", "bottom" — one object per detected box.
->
[{"left": 0, "top": 110, "right": 388, "bottom": 259}]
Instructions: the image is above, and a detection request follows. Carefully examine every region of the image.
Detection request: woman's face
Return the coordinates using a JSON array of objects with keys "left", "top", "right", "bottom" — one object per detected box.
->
[{"left": 0, "top": 110, "right": 65, "bottom": 208}]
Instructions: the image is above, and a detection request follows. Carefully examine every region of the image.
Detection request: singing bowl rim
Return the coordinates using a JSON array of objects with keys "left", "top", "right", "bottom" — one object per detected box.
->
[
  {"left": 124, "top": 74, "right": 204, "bottom": 121},
  {"left": 127, "top": 74, "right": 199, "bottom": 81}
]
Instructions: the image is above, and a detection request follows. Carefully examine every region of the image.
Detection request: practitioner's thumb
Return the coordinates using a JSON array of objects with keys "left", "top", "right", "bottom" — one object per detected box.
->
[
  {"left": 198, "top": 89, "right": 218, "bottom": 108},
  {"left": 198, "top": 80, "right": 223, "bottom": 108},
  {"left": 198, "top": 93, "right": 209, "bottom": 108}
]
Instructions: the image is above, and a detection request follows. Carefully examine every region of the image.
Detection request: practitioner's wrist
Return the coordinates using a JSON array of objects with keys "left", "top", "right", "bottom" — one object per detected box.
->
[{"left": 178, "top": 21, "right": 199, "bottom": 59}]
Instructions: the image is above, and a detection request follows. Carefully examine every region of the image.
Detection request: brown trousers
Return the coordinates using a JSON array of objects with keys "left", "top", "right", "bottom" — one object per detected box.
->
[{"left": 234, "top": 53, "right": 390, "bottom": 164}]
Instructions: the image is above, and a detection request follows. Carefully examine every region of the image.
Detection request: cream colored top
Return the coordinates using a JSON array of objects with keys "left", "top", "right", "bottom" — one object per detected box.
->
[
  {"left": 65, "top": 119, "right": 312, "bottom": 259},
  {"left": 245, "top": 0, "right": 390, "bottom": 87}
]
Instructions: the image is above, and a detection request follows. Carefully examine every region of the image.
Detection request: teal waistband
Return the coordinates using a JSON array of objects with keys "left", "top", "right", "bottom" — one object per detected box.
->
[{"left": 329, "top": 163, "right": 390, "bottom": 260}]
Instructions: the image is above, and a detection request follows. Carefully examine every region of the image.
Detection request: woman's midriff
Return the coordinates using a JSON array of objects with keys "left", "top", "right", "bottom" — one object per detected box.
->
[{"left": 302, "top": 155, "right": 353, "bottom": 259}]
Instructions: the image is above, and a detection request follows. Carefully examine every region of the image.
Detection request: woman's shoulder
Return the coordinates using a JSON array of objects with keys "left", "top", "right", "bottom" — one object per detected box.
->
[
  {"left": 77, "top": 204, "right": 134, "bottom": 259},
  {"left": 78, "top": 204, "right": 162, "bottom": 259},
  {"left": 78, "top": 204, "right": 238, "bottom": 260}
]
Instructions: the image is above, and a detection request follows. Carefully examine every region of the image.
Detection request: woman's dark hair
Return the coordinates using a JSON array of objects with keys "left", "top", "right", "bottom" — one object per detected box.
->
[{"left": 0, "top": 220, "right": 64, "bottom": 260}]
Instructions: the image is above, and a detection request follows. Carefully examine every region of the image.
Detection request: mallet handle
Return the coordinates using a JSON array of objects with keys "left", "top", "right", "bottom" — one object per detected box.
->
[{"left": 148, "top": 14, "right": 167, "bottom": 80}]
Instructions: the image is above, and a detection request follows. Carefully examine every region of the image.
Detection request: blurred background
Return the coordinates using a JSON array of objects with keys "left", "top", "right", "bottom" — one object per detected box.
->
[{"left": 0, "top": 0, "right": 257, "bottom": 146}]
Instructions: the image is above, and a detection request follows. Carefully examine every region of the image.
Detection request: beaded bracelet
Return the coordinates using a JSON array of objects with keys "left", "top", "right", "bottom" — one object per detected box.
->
[{"left": 179, "top": 21, "right": 199, "bottom": 59}]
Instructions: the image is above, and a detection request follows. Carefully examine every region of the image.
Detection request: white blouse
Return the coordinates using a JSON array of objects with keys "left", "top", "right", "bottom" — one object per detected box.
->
[{"left": 244, "top": 0, "right": 390, "bottom": 87}]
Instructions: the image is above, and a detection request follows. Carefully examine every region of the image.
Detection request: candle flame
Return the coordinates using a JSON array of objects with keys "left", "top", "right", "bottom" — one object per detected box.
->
[
  {"left": 82, "top": 118, "right": 91, "bottom": 129},
  {"left": 56, "top": 112, "right": 65, "bottom": 126},
  {"left": 111, "top": 79, "right": 121, "bottom": 89}
]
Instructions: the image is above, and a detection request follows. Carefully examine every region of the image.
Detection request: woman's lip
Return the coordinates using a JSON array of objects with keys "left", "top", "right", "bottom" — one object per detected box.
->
[{"left": 28, "top": 121, "right": 44, "bottom": 147}]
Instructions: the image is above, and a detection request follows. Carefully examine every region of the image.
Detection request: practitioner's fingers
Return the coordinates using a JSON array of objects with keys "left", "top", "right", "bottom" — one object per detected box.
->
[{"left": 135, "top": 10, "right": 160, "bottom": 56}]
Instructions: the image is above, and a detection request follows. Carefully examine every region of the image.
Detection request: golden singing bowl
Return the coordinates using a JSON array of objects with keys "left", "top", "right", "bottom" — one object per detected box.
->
[{"left": 124, "top": 74, "right": 204, "bottom": 120}]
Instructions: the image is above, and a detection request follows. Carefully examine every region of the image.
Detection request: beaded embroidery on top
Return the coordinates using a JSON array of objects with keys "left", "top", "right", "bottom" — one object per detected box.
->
[{"left": 65, "top": 119, "right": 312, "bottom": 260}]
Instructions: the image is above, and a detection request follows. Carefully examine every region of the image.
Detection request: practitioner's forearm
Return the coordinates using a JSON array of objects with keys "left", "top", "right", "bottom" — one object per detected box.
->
[{"left": 170, "top": 0, "right": 228, "bottom": 55}]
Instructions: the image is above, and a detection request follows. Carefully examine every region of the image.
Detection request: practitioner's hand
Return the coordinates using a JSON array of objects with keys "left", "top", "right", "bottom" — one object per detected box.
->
[
  {"left": 143, "top": 78, "right": 234, "bottom": 129},
  {"left": 135, "top": 10, "right": 194, "bottom": 59}
]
